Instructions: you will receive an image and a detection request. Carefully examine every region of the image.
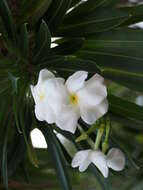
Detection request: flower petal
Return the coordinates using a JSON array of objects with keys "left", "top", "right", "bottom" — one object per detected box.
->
[
  {"left": 86, "top": 74, "right": 104, "bottom": 86},
  {"left": 66, "top": 71, "right": 88, "bottom": 93},
  {"left": 38, "top": 69, "right": 55, "bottom": 84},
  {"left": 56, "top": 105, "right": 80, "bottom": 133},
  {"left": 35, "top": 103, "right": 55, "bottom": 123},
  {"left": 80, "top": 99, "right": 108, "bottom": 124},
  {"left": 107, "top": 148, "right": 125, "bottom": 171},
  {"left": 79, "top": 158, "right": 91, "bottom": 172},
  {"left": 90, "top": 150, "right": 109, "bottom": 178},
  {"left": 78, "top": 74, "right": 107, "bottom": 107},
  {"left": 72, "top": 149, "right": 91, "bottom": 171}
]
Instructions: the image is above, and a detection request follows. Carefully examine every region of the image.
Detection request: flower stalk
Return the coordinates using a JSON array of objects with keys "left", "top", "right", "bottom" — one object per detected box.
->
[
  {"left": 94, "top": 124, "right": 105, "bottom": 150},
  {"left": 102, "top": 118, "right": 111, "bottom": 153}
]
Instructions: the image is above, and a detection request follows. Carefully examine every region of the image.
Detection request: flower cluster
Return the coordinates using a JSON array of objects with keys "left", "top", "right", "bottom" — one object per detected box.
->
[
  {"left": 31, "top": 69, "right": 108, "bottom": 133},
  {"left": 72, "top": 148, "right": 125, "bottom": 178},
  {"left": 31, "top": 69, "right": 125, "bottom": 178}
]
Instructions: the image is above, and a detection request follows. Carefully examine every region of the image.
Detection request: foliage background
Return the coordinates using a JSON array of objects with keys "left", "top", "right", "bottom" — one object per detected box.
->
[{"left": 1, "top": 0, "right": 143, "bottom": 189}]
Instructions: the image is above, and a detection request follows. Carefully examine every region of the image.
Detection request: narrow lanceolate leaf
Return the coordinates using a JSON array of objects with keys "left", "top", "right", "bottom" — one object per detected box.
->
[
  {"left": 70, "top": 0, "right": 81, "bottom": 8},
  {"left": 64, "top": 0, "right": 107, "bottom": 23},
  {"left": 103, "top": 68, "right": 143, "bottom": 92},
  {"left": 78, "top": 28, "right": 143, "bottom": 73},
  {"left": 120, "top": 4, "right": 143, "bottom": 26},
  {"left": 51, "top": 38, "right": 85, "bottom": 55},
  {"left": 57, "top": 9, "right": 129, "bottom": 37},
  {"left": 34, "top": 20, "right": 51, "bottom": 63},
  {"left": 0, "top": 0, "right": 16, "bottom": 41},
  {"left": 19, "top": 23, "right": 29, "bottom": 59},
  {"left": 76, "top": 28, "right": 143, "bottom": 91},
  {"left": 46, "top": 0, "right": 72, "bottom": 33},
  {"left": 17, "top": 0, "right": 52, "bottom": 26},
  {"left": 46, "top": 57, "right": 100, "bottom": 77},
  {"left": 41, "top": 125, "right": 72, "bottom": 190},
  {"left": 1, "top": 120, "right": 10, "bottom": 190},
  {"left": 8, "top": 72, "right": 19, "bottom": 94},
  {"left": 108, "top": 94, "right": 143, "bottom": 122},
  {"left": 20, "top": 106, "right": 38, "bottom": 168}
]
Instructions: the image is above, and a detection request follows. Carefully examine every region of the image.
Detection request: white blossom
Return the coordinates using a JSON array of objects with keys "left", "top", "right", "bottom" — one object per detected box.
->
[
  {"left": 71, "top": 148, "right": 125, "bottom": 178},
  {"left": 31, "top": 69, "right": 108, "bottom": 134}
]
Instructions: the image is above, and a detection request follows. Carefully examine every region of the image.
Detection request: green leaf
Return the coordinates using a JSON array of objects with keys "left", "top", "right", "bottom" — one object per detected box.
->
[
  {"left": 34, "top": 20, "right": 51, "bottom": 63},
  {"left": 7, "top": 133, "right": 27, "bottom": 177},
  {"left": 8, "top": 72, "right": 19, "bottom": 94},
  {"left": 51, "top": 38, "right": 85, "bottom": 55},
  {"left": 0, "top": 0, "right": 16, "bottom": 41},
  {"left": 121, "top": 4, "right": 143, "bottom": 26},
  {"left": 45, "top": 57, "right": 100, "bottom": 77},
  {"left": 46, "top": 0, "right": 72, "bottom": 33},
  {"left": 19, "top": 23, "right": 29, "bottom": 59},
  {"left": 18, "top": 0, "right": 52, "bottom": 26},
  {"left": 1, "top": 119, "right": 11, "bottom": 189},
  {"left": 77, "top": 28, "right": 143, "bottom": 91},
  {"left": 108, "top": 94, "right": 143, "bottom": 122},
  {"left": 70, "top": 0, "right": 81, "bottom": 8},
  {"left": 41, "top": 125, "right": 72, "bottom": 190},
  {"left": 20, "top": 106, "right": 38, "bottom": 168},
  {"left": 57, "top": 9, "right": 129, "bottom": 37},
  {"left": 103, "top": 68, "right": 143, "bottom": 92},
  {"left": 64, "top": 0, "right": 107, "bottom": 23},
  {"left": 78, "top": 28, "right": 143, "bottom": 73}
]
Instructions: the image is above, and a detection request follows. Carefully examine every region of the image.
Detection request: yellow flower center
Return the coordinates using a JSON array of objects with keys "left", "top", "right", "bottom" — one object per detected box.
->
[
  {"left": 70, "top": 94, "right": 78, "bottom": 105},
  {"left": 39, "top": 91, "right": 45, "bottom": 101}
]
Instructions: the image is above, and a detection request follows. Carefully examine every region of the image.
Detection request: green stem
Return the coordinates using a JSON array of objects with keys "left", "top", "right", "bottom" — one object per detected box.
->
[
  {"left": 76, "top": 121, "right": 100, "bottom": 142},
  {"left": 102, "top": 117, "right": 111, "bottom": 153},
  {"left": 94, "top": 124, "right": 104, "bottom": 150}
]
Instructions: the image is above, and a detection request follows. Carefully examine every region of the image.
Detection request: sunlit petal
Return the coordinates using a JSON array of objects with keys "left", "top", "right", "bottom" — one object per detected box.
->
[
  {"left": 66, "top": 71, "right": 88, "bottom": 93},
  {"left": 90, "top": 150, "right": 109, "bottom": 178},
  {"left": 80, "top": 99, "right": 108, "bottom": 124}
]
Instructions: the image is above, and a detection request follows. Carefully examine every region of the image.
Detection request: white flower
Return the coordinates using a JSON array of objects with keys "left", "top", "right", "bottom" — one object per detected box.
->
[
  {"left": 31, "top": 69, "right": 108, "bottom": 134},
  {"left": 30, "top": 69, "right": 66, "bottom": 123},
  {"left": 71, "top": 148, "right": 125, "bottom": 178}
]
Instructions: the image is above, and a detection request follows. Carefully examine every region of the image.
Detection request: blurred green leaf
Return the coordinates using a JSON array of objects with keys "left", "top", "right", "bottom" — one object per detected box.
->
[
  {"left": 34, "top": 20, "right": 51, "bottom": 63},
  {"left": 8, "top": 72, "right": 19, "bottom": 94},
  {"left": 77, "top": 28, "right": 143, "bottom": 73},
  {"left": 121, "top": 4, "right": 143, "bottom": 26},
  {"left": 103, "top": 68, "right": 143, "bottom": 92},
  {"left": 70, "top": 0, "right": 81, "bottom": 8},
  {"left": 51, "top": 38, "right": 84, "bottom": 55},
  {"left": 109, "top": 94, "right": 143, "bottom": 122},
  {"left": 46, "top": 57, "right": 100, "bottom": 77},
  {"left": 41, "top": 125, "right": 72, "bottom": 190},
  {"left": 46, "top": 0, "right": 72, "bottom": 33},
  {"left": 64, "top": 0, "right": 107, "bottom": 22},
  {"left": 0, "top": 0, "right": 16, "bottom": 42},
  {"left": 1, "top": 117, "right": 11, "bottom": 189},
  {"left": 57, "top": 9, "right": 129, "bottom": 36},
  {"left": 18, "top": 0, "right": 52, "bottom": 26},
  {"left": 77, "top": 28, "right": 143, "bottom": 91},
  {"left": 19, "top": 23, "right": 29, "bottom": 59}
]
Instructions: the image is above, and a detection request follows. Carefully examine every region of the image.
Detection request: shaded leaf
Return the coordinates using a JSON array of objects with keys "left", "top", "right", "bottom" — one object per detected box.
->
[
  {"left": 57, "top": 9, "right": 129, "bottom": 36},
  {"left": 51, "top": 38, "right": 84, "bottom": 55},
  {"left": 19, "top": 23, "right": 29, "bottom": 59},
  {"left": 108, "top": 94, "right": 143, "bottom": 122},
  {"left": 0, "top": 0, "right": 16, "bottom": 41},
  {"left": 18, "top": 0, "right": 52, "bottom": 26},
  {"left": 46, "top": 0, "right": 72, "bottom": 33},
  {"left": 8, "top": 72, "right": 19, "bottom": 94},
  {"left": 34, "top": 20, "right": 51, "bottom": 63},
  {"left": 121, "top": 4, "right": 143, "bottom": 26},
  {"left": 41, "top": 125, "right": 72, "bottom": 190}
]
